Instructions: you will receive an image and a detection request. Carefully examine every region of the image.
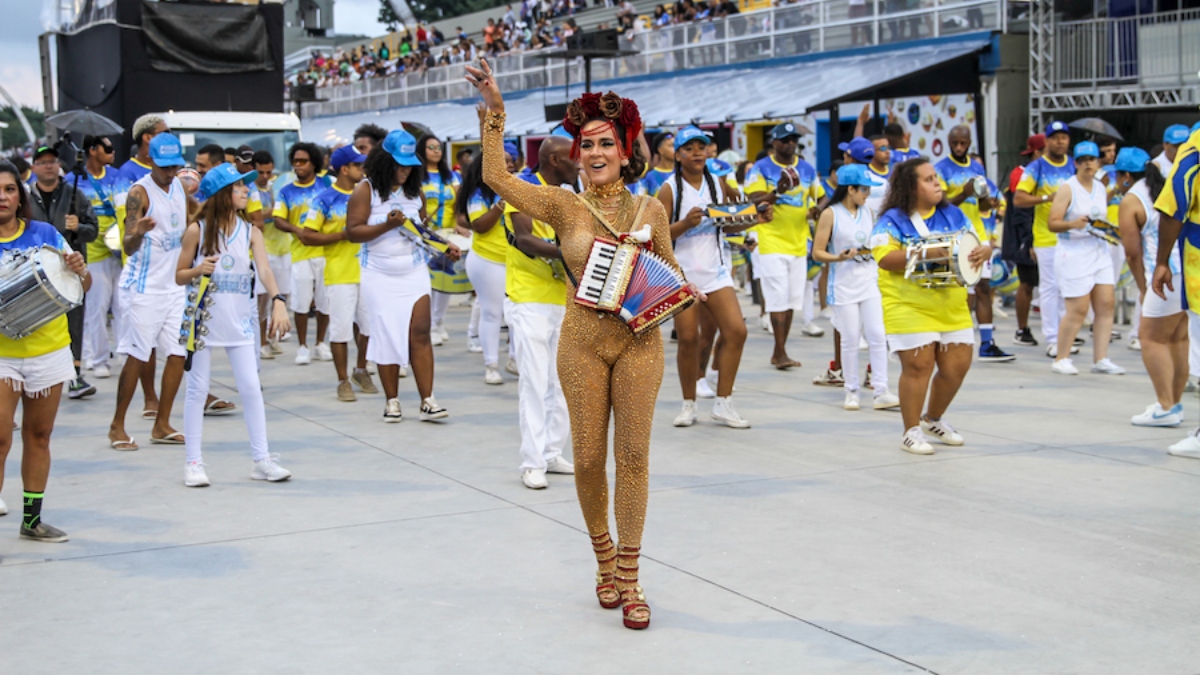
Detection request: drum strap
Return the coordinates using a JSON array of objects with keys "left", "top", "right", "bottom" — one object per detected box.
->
[{"left": 909, "top": 211, "right": 931, "bottom": 238}]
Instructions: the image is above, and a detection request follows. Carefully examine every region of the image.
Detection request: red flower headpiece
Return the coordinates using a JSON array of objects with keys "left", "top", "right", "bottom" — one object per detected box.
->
[{"left": 561, "top": 91, "right": 642, "bottom": 161}]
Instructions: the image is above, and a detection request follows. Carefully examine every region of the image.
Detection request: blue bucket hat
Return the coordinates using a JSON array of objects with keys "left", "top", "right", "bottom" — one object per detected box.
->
[
  {"left": 1113, "top": 147, "right": 1151, "bottom": 173},
  {"left": 382, "top": 130, "right": 421, "bottom": 167},
  {"left": 149, "top": 133, "right": 186, "bottom": 168},
  {"left": 551, "top": 125, "right": 575, "bottom": 140},
  {"left": 198, "top": 162, "right": 257, "bottom": 200},
  {"left": 674, "top": 125, "right": 711, "bottom": 151},
  {"left": 836, "top": 164, "right": 884, "bottom": 188},
  {"left": 1073, "top": 141, "right": 1100, "bottom": 159},
  {"left": 1045, "top": 120, "right": 1070, "bottom": 138},
  {"left": 837, "top": 137, "right": 876, "bottom": 163},
  {"left": 329, "top": 145, "right": 367, "bottom": 172},
  {"left": 1164, "top": 124, "right": 1190, "bottom": 145},
  {"left": 503, "top": 141, "right": 520, "bottom": 159}
]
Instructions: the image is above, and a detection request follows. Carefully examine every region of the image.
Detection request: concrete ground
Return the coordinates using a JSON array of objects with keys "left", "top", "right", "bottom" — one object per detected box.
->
[{"left": 2, "top": 293, "right": 1197, "bottom": 674}]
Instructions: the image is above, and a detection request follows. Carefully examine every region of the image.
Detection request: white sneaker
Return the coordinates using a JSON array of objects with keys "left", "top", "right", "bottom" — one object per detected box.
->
[
  {"left": 279, "top": 331, "right": 291, "bottom": 342},
  {"left": 1131, "top": 402, "right": 1182, "bottom": 427},
  {"left": 759, "top": 315, "right": 773, "bottom": 334},
  {"left": 921, "top": 416, "right": 964, "bottom": 446},
  {"left": 269, "top": 335, "right": 282, "bottom": 354},
  {"left": 384, "top": 398, "right": 403, "bottom": 422},
  {"left": 430, "top": 329, "right": 444, "bottom": 346},
  {"left": 843, "top": 390, "right": 860, "bottom": 411},
  {"left": 184, "top": 460, "right": 210, "bottom": 488},
  {"left": 1168, "top": 428, "right": 1200, "bottom": 458},
  {"left": 1128, "top": 337, "right": 1142, "bottom": 351},
  {"left": 260, "top": 345, "right": 275, "bottom": 360},
  {"left": 398, "top": 364, "right": 409, "bottom": 378},
  {"left": 505, "top": 358, "right": 520, "bottom": 376},
  {"left": 546, "top": 456, "right": 575, "bottom": 474},
  {"left": 1046, "top": 343, "right": 1080, "bottom": 358},
  {"left": 251, "top": 454, "right": 292, "bottom": 482},
  {"left": 801, "top": 322, "right": 825, "bottom": 337},
  {"left": 873, "top": 391, "right": 900, "bottom": 410},
  {"left": 420, "top": 396, "right": 449, "bottom": 421},
  {"left": 295, "top": 345, "right": 311, "bottom": 365},
  {"left": 673, "top": 400, "right": 697, "bottom": 427},
  {"left": 695, "top": 377, "right": 716, "bottom": 399},
  {"left": 439, "top": 326, "right": 450, "bottom": 343},
  {"left": 484, "top": 366, "right": 503, "bottom": 385},
  {"left": 0, "top": 495, "right": 7, "bottom": 515},
  {"left": 1090, "top": 358, "right": 1126, "bottom": 375},
  {"left": 820, "top": 306, "right": 833, "bottom": 319},
  {"left": 1051, "top": 358, "right": 1079, "bottom": 375},
  {"left": 711, "top": 396, "right": 751, "bottom": 428},
  {"left": 522, "top": 468, "right": 548, "bottom": 489},
  {"left": 467, "top": 335, "right": 483, "bottom": 353},
  {"left": 901, "top": 426, "right": 935, "bottom": 455},
  {"left": 315, "top": 342, "right": 333, "bottom": 361},
  {"left": 92, "top": 364, "right": 111, "bottom": 379}
]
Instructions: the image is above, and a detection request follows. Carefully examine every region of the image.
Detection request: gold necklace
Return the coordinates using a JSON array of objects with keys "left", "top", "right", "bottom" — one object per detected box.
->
[{"left": 588, "top": 181, "right": 626, "bottom": 199}]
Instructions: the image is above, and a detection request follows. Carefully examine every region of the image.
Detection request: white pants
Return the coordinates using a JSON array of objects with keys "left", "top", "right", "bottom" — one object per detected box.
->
[
  {"left": 465, "top": 254, "right": 507, "bottom": 367},
  {"left": 430, "top": 290, "right": 451, "bottom": 330},
  {"left": 290, "top": 257, "right": 330, "bottom": 315},
  {"left": 1190, "top": 311, "right": 1200, "bottom": 378},
  {"left": 1034, "top": 246, "right": 1063, "bottom": 343},
  {"left": 832, "top": 296, "right": 888, "bottom": 394},
  {"left": 184, "top": 344, "right": 269, "bottom": 463},
  {"left": 506, "top": 300, "right": 569, "bottom": 471},
  {"left": 82, "top": 257, "right": 122, "bottom": 369}
]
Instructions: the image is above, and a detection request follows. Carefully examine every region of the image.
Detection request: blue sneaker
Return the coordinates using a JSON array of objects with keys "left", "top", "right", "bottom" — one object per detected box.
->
[
  {"left": 978, "top": 341, "right": 1016, "bottom": 362},
  {"left": 1131, "top": 402, "right": 1182, "bottom": 427}
]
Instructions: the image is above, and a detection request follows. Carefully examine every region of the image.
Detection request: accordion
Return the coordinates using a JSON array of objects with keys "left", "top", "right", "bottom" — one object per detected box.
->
[
  {"left": 574, "top": 237, "right": 695, "bottom": 335},
  {"left": 706, "top": 202, "right": 760, "bottom": 228}
]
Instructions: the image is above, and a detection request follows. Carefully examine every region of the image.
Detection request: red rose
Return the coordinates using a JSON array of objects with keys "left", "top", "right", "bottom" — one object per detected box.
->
[
  {"left": 618, "top": 98, "right": 642, "bottom": 137},
  {"left": 599, "top": 92, "right": 623, "bottom": 120}
]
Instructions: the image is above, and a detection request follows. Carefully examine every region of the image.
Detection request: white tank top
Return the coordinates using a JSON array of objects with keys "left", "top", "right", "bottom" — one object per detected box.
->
[
  {"left": 825, "top": 203, "right": 880, "bottom": 305},
  {"left": 120, "top": 174, "right": 188, "bottom": 295},
  {"left": 1132, "top": 179, "right": 1179, "bottom": 275},
  {"left": 668, "top": 172, "right": 728, "bottom": 278},
  {"left": 196, "top": 218, "right": 256, "bottom": 346},
  {"left": 364, "top": 179, "right": 429, "bottom": 276},
  {"left": 863, "top": 167, "right": 890, "bottom": 220},
  {"left": 1060, "top": 175, "right": 1108, "bottom": 244}
]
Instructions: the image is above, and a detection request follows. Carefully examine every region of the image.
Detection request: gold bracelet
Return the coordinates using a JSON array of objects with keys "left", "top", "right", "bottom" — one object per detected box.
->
[{"left": 484, "top": 110, "right": 507, "bottom": 133}]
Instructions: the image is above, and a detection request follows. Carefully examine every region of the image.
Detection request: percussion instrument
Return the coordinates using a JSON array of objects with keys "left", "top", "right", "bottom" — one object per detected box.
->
[
  {"left": 104, "top": 223, "right": 123, "bottom": 256},
  {"left": 971, "top": 175, "right": 990, "bottom": 200},
  {"left": 178, "top": 168, "right": 200, "bottom": 196},
  {"left": 903, "top": 230, "right": 983, "bottom": 288},
  {"left": 990, "top": 253, "right": 1020, "bottom": 295},
  {"left": 0, "top": 246, "right": 84, "bottom": 340},
  {"left": 430, "top": 232, "right": 474, "bottom": 294},
  {"left": 1085, "top": 219, "right": 1121, "bottom": 246},
  {"left": 178, "top": 275, "right": 216, "bottom": 371},
  {"left": 575, "top": 237, "right": 695, "bottom": 335},
  {"left": 706, "top": 202, "right": 761, "bottom": 228},
  {"left": 775, "top": 166, "right": 801, "bottom": 194}
]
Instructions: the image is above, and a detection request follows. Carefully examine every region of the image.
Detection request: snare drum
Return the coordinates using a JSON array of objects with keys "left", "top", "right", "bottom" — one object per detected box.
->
[
  {"left": 429, "top": 232, "right": 474, "bottom": 294},
  {"left": 904, "top": 230, "right": 983, "bottom": 288},
  {"left": 0, "top": 246, "right": 84, "bottom": 340}
]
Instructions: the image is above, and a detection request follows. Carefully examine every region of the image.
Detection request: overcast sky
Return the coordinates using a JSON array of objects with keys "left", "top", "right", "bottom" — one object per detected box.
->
[{"left": 5, "top": 0, "right": 390, "bottom": 110}]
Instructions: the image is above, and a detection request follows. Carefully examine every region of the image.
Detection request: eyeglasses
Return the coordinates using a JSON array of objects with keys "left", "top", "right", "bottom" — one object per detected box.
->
[
  {"left": 874, "top": 146, "right": 890, "bottom": 151},
  {"left": 426, "top": 144, "right": 443, "bottom": 152},
  {"left": 292, "top": 158, "right": 311, "bottom": 166},
  {"left": 33, "top": 160, "right": 58, "bottom": 167}
]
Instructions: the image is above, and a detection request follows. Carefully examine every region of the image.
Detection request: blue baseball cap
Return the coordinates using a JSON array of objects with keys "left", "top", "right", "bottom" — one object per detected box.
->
[
  {"left": 674, "top": 125, "right": 711, "bottom": 151},
  {"left": 706, "top": 158, "right": 733, "bottom": 177},
  {"left": 837, "top": 137, "right": 875, "bottom": 163},
  {"left": 1113, "top": 147, "right": 1151, "bottom": 173},
  {"left": 381, "top": 130, "right": 421, "bottom": 167},
  {"left": 198, "top": 162, "right": 257, "bottom": 200},
  {"left": 503, "top": 141, "right": 520, "bottom": 159},
  {"left": 836, "top": 164, "right": 884, "bottom": 188},
  {"left": 1045, "top": 120, "right": 1070, "bottom": 138},
  {"left": 770, "top": 122, "right": 802, "bottom": 141},
  {"left": 1074, "top": 141, "right": 1100, "bottom": 159},
  {"left": 149, "top": 133, "right": 186, "bottom": 168},
  {"left": 1164, "top": 124, "right": 1190, "bottom": 145},
  {"left": 551, "top": 125, "right": 574, "bottom": 140},
  {"left": 329, "top": 145, "right": 367, "bottom": 172}
]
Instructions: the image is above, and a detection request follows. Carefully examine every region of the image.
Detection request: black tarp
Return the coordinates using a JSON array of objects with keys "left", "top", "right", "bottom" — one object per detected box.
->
[{"left": 141, "top": 0, "right": 273, "bottom": 74}]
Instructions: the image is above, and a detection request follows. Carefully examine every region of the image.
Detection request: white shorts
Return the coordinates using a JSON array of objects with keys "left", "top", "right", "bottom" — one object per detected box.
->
[
  {"left": 1142, "top": 275, "right": 1185, "bottom": 318},
  {"left": 887, "top": 327, "right": 976, "bottom": 354},
  {"left": 1055, "top": 242, "right": 1114, "bottom": 299},
  {"left": 117, "top": 291, "right": 187, "bottom": 362},
  {"left": 757, "top": 253, "right": 807, "bottom": 312},
  {"left": 290, "top": 257, "right": 331, "bottom": 315},
  {"left": 0, "top": 346, "right": 76, "bottom": 397},
  {"left": 691, "top": 264, "right": 735, "bottom": 295},
  {"left": 327, "top": 283, "right": 370, "bottom": 342},
  {"left": 265, "top": 254, "right": 291, "bottom": 296}
]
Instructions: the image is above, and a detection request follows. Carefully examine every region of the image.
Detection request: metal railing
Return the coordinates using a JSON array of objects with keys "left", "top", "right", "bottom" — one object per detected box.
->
[
  {"left": 300, "top": 0, "right": 1003, "bottom": 118},
  {"left": 1055, "top": 8, "right": 1200, "bottom": 88}
]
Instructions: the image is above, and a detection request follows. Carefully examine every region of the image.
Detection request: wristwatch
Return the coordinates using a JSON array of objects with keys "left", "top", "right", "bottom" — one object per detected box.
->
[{"left": 272, "top": 294, "right": 287, "bottom": 305}]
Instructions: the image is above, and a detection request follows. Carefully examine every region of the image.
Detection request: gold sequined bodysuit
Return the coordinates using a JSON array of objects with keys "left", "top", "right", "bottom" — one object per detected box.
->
[{"left": 481, "top": 111, "right": 680, "bottom": 593}]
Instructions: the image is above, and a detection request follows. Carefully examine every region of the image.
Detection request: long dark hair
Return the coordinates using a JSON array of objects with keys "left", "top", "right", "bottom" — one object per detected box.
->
[
  {"left": 829, "top": 184, "right": 853, "bottom": 206},
  {"left": 365, "top": 146, "right": 423, "bottom": 200},
  {"left": 454, "top": 154, "right": 494, "bottom": 218},
  {"left": 671, "top": 156, "right": 717, "bottom": 222},
  {"left": 0, "top": 161, "right": 32, "bottom": 221},
  {"left": 418, "top": 135, "right": 452, "bottom": 183},
  {"left": 881, "top": 158, "right": 935, "bottom": 216},
  {"left": 197, "top": 184, "right": 245, "bottom": 258},
  {"left": 1145, "top": 161, "right": 1166, "bottom": 201}
]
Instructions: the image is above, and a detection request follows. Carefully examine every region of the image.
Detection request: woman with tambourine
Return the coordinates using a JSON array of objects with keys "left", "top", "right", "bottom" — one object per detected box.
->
[{"left": 871, "top": 158, "right": 987, "bottom": 455}]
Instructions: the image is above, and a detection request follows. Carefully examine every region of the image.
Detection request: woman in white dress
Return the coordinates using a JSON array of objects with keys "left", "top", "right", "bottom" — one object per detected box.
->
[{"left": 176, "top": 164, "right": 293, "bottom": 488}]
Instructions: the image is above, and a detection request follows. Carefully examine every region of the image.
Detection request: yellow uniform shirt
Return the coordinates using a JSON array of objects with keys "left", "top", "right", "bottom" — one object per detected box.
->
[
  {"left": 467, "top": 190, "right": 507, "bottom": 264},
  {"left": 1156, "top": 129, "right": 1200, "bottom": 310},
  {"left": 1017, "top": 155, "right": 1074, "bottom": 249},
  {"left": 0, "top": 221, "right": 72, "bottom": 358},
  {"left": 422, "top": 172, "right": 461, "bottom": 230},
  {"left": 303, "top": 185, "right": 360, "bottom": 285},
  {"left": 504, "top": 172, "right": 565, "bottom": 305},
  {"left": 273, "top": 177, "right": 329, "bottom": 263},
  {"left": 744, "top": 156, "right": 824, "bottom": 257}
]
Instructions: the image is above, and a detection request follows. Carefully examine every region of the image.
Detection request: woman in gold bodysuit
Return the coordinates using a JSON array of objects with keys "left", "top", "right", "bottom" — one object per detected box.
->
[{"left": 467, "top": 59, "right": 691, "bottom": 630}]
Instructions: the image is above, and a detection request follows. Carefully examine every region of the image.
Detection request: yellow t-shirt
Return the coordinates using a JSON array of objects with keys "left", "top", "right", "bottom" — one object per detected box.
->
[
  {"left": 1156, "top": 129, "right": 1200, "bottom": 310},
  {"left": 0, "top": 220, "right": 72, "bottom": 358},
  {"left": 79, "top": 167, "right": 124, "bottom": 264},
  {"left": 467, "top": 190, "right": 507, "bottom": 264},
  {"left": 504, "top": 172, "right": 565, "bottom": 306},
  {"left": 422, "top": 172, "right": 460, "bottom": 230},
  {"left": 303, "top": 185, "right": 360, "bottom": 285},
  {"left": 1017, "top": 155, "right": 1074, "bottom": 249},
  {"left": 272, "top": 177, "right": 329, "bottom": 263},
  {"left": 744, "top": 156, "right": 824, "bottom": 257}
]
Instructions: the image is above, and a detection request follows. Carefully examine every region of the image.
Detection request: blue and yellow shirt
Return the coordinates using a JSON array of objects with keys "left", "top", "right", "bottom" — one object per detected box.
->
[
  {"left": 871, "top": 205, "right": 974, "bottom": 335},
  {"left": 303, "top": 185, "right": 360, "bottom": 285},
  {"left": 504, "top": 172, "right": 565, "bottom": 306},
  {"left": 934, "top": 155, "right": 990, "bottom": 240},
  {"left": 890, "top": 148, "right": 922, "bottom": 165},
  {"left": 1155, "top": 129, "right": 1200, "bottom": 310},
  {"left": 77, "top": 167, "right": 126, "bottom": 263},
  {"left": 641, "top": 167, "right": 673, "bottom": 198},
  {"left": 744, "top": 156, "right": 825, "bottom": 257},
  {"left": 1017, "top": 155, "right": 1074, "bottom": 248},
  {"left": 421, "top": 171, "right": 461, "bottom": 230},
  {"left": 273, "top": 177, "right": 330, "bottom": 263},
  {"left": 0, "top": 220, "right": 73, "bottom": 358},
  {"left": 467, "top": 189, "right": 506, "bottom": 265}
]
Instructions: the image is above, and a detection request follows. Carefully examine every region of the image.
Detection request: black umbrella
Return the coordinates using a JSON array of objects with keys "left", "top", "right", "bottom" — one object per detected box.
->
[
  {"left": 401, "top": 120, "right": 435, "bottom": 140},
  {"left": 1068, "top": 117, "right": 1123, "bottom": 142},
  {"left": 46, "top": 109, "right": 124, "bottom": 138}
]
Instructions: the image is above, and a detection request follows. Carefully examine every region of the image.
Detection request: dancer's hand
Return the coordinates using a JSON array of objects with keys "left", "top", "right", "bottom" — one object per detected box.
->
[
  {"left": 465, "top": 58, "right": 504, "bottom": 112},
  {"left": 1152, "top": 262, "right": 1174, "bottom": 300},
  {"left": 64, "top": 251, "right": 87, "bottom": 277},
  {"left": 270, "top": 303, "right": 292, "bottom": 339},
  {"left": 968, "top": 243, "right": 992, "bottom": 270}
]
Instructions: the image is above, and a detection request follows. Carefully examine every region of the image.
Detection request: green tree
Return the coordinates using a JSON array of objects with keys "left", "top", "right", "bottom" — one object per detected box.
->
[
  {"left": 0, "top": 107, "right": 45, "bottom": 151},
  {"left": 378, "top": 0, "right": 403, "bottom": 32}
]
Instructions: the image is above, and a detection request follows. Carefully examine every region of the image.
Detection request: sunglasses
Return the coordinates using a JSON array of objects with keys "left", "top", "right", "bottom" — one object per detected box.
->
[
  {"left": 426, "top": 144, "right": 443, "bottom": 151},
  {"left": 292, "top": 158, "right": 312, "bottom": 166},
  {"left": 874, "top": 145, "right": 890, "bottom": 151}
]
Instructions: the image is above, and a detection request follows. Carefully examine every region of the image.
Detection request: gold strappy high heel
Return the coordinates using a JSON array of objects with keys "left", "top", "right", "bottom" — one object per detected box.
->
[
  {"left": 591, "top": 532, "right": 620, "bottom": 609},
  {"left": 615, "top": 544, "right": 650, "bottom": 629}
]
